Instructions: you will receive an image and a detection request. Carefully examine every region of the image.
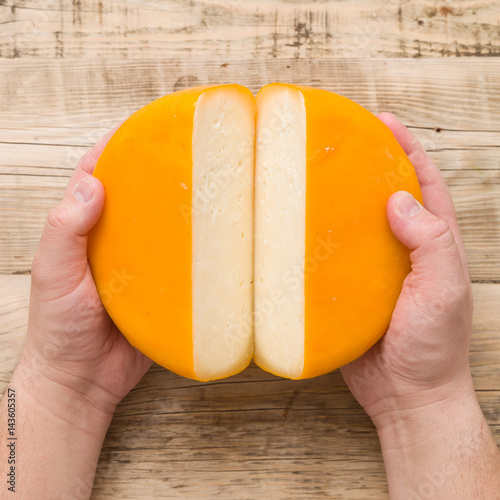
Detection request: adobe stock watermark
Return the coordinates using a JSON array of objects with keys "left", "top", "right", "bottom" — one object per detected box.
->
[
  {"left": 97, "top": 268, "right": 135, "bottom": 307},
  {"left": 65, "top": 108, "right": 132, "bottom": 169},
  {"left": 340, "top": 12, "right": 392, "bottom": 58},
  {"left": 6, "top": 0, "right": 60, "bottom": 58},
  {"left": 406, "top": 425, "right": 490, "bottom": 500},
  {"left": 344, "top": 275, "right": 470, "bottom": 394},
  {"left": 416, "top": 93, "right": 479, "bottom": 158},
  {"left": 179, "top": 98, "right": 298, "bottom": 222},
  {"left": 178, "top": 140, "right": 254, "bottom": 223},
  {"left": 18, "top": 266, "right": 133, "bottom": 375},
  {"left": 384, "top": 153, "right": 420, "bottom": 191},
  {"left": 224, "top": 233, "right": 340, "bottom": 348}
]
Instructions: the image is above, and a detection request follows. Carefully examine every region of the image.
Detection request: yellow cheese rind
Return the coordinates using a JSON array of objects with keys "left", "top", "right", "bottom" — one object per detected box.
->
[
  {"left": 89, "top": 87, "right": 203, "bottom": 379},
  {"left": 293, "top": 84, "right": 422, "bottom": 379}
]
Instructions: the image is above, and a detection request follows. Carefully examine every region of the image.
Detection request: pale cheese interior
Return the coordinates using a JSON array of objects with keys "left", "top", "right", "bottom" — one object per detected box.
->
[
  {"left": 254, "top": 86, "right": 307, "bottom": 379},
  {"left": 192, "top": 87, "right": 255, "bottom": 381}
]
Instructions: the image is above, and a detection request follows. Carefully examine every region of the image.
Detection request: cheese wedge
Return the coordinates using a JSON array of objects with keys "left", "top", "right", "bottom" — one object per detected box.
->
[
  {"left": 88, "top": 85, "right": 255, "bottom": 381},
  {"left": 254, "top": 83, "right": 422, "bottom": 379}
]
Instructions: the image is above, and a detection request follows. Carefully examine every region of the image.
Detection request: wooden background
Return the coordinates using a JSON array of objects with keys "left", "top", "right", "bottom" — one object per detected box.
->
[{"left": 1, "top": 1, "right": 499, "bottom": 498}]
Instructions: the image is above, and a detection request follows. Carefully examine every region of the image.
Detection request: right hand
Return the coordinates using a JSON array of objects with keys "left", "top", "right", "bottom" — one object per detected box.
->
[{"left": 341, "top": 113, "right": 474, "bottom": 428}]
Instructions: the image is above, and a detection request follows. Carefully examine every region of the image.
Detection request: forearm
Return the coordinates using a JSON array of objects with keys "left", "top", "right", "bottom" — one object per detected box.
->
[
  {"left": 375, "top": 381, "right": 500, "bottom": 499},
  {"left": 0, "top": 355, "right": 114, "bottom": 499}
]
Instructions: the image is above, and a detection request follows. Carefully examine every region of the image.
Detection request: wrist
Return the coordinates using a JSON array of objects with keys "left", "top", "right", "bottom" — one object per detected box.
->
[
  {"left": 374, "top": 377, "right": 479, "bottom": 449},
  {"left": 373, "top": 377, "right": 500, "bottom": 499},
  {"left": 367, "top": 368, "right": 476, "bottom": 431},
  {"left": 1, "top": 352, "right": 116, "bottom": 498},
  {"left": 13, "top": 351, "right": 116, "bottom": 437}
]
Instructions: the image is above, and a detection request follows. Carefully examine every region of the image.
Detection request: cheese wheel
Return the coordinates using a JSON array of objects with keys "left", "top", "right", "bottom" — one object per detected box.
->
[
  {"left": 89, "top": 83, "right": 422, "bottom": 382},
  {"left": 254, "top": 83, "right": 422, "bottom": 379},
  {"left": 88, "top": 85, "right": 255, "bottom": 381}
]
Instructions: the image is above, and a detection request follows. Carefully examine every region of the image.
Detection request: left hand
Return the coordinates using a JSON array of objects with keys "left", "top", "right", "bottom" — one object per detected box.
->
[{"left": 20, "top": 132, "right": 153, "bottom": 416}]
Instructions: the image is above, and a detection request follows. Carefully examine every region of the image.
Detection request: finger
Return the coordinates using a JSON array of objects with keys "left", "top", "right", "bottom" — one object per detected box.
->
[
  {"left": 378, "top": 112, "right": 454, "bottom": 220},
  {"left": 387, "top": 191, "right": 465, "bottom": 284},
  {"left": 378, "top": 112, "right": 468, "bottom": 274},
  {"left": 32, "top": 175, "right": 105, "bottom": 298},
  {"left": 65, "top": 126, "right": 118, "bottom": 195}
]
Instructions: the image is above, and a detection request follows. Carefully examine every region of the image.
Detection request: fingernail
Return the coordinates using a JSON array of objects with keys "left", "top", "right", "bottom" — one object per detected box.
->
[
  {"left": 397, "top": 192, "right": 422, "bottom": 217},
  {"left": 73, "top": 178, "right": 94, "bottom": 204}
]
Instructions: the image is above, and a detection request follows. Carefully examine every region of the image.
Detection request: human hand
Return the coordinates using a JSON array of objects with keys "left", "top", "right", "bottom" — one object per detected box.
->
[
  {"left": 0, "top": 132, "right": 155, "bottom": 498},
  {"left": 341, "top": 114, "right": 500, "bottom": 499},
  {"left": 19, "top": 131, "right": 153, "bottom": 417},
  {"left": 341, "top": 112, "right": 474, "bottom": 425}
]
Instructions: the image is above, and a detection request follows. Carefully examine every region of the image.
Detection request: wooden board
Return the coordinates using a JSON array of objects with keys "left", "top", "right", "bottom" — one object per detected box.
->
[
  {"left": 0, "top": 276, "right": 499, "bottom": 499},
  {"left": 0, "top": 0, "right": 499, "bottom": 59},
  {"left": 1, "top": 58, "right": 499, "bottom": 279},
  {"left": 1, "top": 0, "right": 500, "bottom": 498}
]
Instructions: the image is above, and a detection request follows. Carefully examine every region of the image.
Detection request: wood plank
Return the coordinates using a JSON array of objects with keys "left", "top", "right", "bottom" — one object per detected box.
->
[
  {"left": 0, "top": 0, "right": 499, "bottom": 60},
  {"left": 0, "top": 275, "right": 27, "bottom": 391},
  {"left": 1, "top": 58, "right": 499, "bottom": 279},
  {"left": 0, "top": 275, "right": 499, "bottom": 498},
  {"left": 1, "top": 1, "right": 499, "bottom": 497}
]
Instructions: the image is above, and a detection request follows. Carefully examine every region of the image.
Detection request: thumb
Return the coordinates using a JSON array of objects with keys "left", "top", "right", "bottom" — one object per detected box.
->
[
  {"left": 32, "top": 175, "right": 105, "bottom": 297},
  {"left": 387, "top": 191, "right": 465, "bottom": 281}
]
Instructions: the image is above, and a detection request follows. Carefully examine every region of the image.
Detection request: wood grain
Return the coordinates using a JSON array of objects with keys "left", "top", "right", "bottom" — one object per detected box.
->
[
  {"left": 0, "top": 276, "right": 500, "bottom": 500},
  {"left": 1, "top": 58, "right": 499, "bottom": 279},
  {"left": 0, "top": 276, "right": 498, "bottom": 498},
  {"left": 0, "top": 0, "right": 499, "bottom": 60},
  {"left": 1, "top": 1, "right": 499, "bottom": 498}
]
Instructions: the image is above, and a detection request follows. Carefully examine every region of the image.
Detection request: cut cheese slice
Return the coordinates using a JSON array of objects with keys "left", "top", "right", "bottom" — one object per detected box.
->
[
  {"left": 254, "top": 85, "right": 307, "bottom": 379},
  {"left": 254, "top": 83, "right": 422, "bottom": 379},
  {"left": 88, "top": 85, "right": 255, "bottom": 381},
  {"left": 192, "top": 87, "right": 255, "bottom": 380}
]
